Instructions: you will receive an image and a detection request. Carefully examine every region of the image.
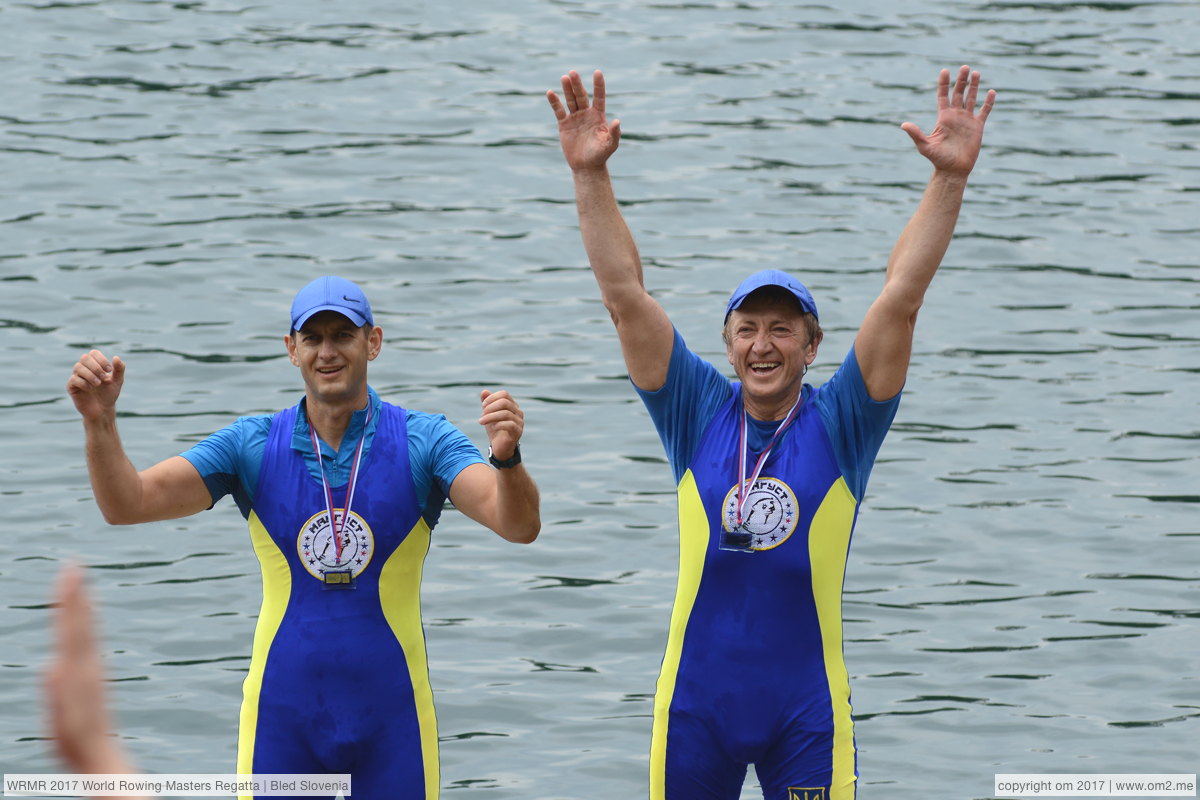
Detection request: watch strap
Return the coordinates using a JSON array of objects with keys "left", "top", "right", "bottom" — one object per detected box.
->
[{"left": 488, "top": 443, "right": 522, "bottom": 469}]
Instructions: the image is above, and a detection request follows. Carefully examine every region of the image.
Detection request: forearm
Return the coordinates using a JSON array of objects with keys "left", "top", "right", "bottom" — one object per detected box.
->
[
  {"left": 572, "top": 166, "right": 647, "bottom": 314},
  {"left": 81, "top": 414, "right": 148, "bottom": 526},
  {"left": 882, "top": 168, "right": 970, "bottom": 311},
  {"left": 492, "top": 466, "right": 541, "bottom": 544}
]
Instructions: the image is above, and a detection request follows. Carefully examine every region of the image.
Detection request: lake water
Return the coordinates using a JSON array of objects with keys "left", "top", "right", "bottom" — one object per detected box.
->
[{"left": 1, "top": 0, "right": 1197, "bottom": 798}]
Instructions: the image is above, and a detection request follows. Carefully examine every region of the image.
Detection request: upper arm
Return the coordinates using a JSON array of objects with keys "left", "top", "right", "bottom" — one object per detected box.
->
[
  {"left": 178, "top": 415, "right": 268, "bottom": 519},
  {"left": 635, "top": 330, "right": 734, "bottom": 484},
  {"left": 447, "top": 462, "right": 538, "bottom": 543},
  {"left": 854, "top": 287, "right": 917, "bottom": 401},
  {"left": 609, "top": 290, "right": 676, "bottom": 392},
  {"left": 135, "top": 456, "right": 214, "bottom": 522},
  {"left": 447, "top": 463, "right": 499, "bottom": 531},
  {"left": 814, "top": 348, "right": 902, "bottom": 501}
]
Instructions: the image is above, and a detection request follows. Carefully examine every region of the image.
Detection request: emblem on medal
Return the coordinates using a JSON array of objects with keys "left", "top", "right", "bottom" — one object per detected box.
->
[
  {"left": 721, "top": 477, "right": 799, "bottom": 552},
  {"left": 297, "top": 508, "right": 374, "bottom": 582}
]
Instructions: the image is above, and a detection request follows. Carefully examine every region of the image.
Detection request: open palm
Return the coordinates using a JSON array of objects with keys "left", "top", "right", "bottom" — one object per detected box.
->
[
  {"left": 901, "top": 65, "right": 996, "bottom": 176},
  {"left": 547, "top": 69, "right": 622, "bottom": 172}
]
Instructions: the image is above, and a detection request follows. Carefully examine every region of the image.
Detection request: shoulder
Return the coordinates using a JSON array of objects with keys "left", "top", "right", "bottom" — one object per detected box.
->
[
  {"left": 816, "top": 345, "right": 902, "bottom": 443},
  {"left": 637, "top": 327, "right": 731, "bottom": 403},
  {"left": 179, "top": 412, "right": 276, "bottom": 478},
  {"left": 189, "top": 413, "right": 274, "bottom": 453},
  {"left": 404, "top": 407, "right": 462, "bottom": 436}
]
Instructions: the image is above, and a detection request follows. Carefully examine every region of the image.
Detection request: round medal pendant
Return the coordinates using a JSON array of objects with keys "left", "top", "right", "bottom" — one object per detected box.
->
[
  {"left": 721, "top": 477, "right": 800, "bottom": 552},
  {"left": 297, "top": 508, "right": 374, "bottom": 582}
]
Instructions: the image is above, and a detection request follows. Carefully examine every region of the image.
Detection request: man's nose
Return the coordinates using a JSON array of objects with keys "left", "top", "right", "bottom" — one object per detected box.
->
[{"left": 750, "top": 330, "right": 774, "bottom": 350}]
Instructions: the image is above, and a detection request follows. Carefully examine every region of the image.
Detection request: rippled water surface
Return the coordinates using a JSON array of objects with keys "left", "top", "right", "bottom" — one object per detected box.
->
[{"left": 2, "top": 0, "right": 1197, "bottom": 797}]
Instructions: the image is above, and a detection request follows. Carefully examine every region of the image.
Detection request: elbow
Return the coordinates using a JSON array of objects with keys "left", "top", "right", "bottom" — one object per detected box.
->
[
  {"left": 95, "top": 498, "right": 150, "bottom": 526},
  {"left": 503, "top": 519, "right": 541, "bottom": 545},
  {"left": 599, "top": 284, "right": 647, "bottom": 325},
  {"left": 878, "top": 284, "right": 925, "bottom": 326},
  {"left": 99, "top": 508, "right": 139, "bottom": 526}
]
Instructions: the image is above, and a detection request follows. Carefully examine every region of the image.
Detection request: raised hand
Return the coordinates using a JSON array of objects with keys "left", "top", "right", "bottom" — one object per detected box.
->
[
  {"left": 478, "top": 389, "right": 524, "bottom": 462},
  {"left": 45, "top": 565, "right": 133, "bottom": 775},
  {"left": 901, "top": 65, "right": 996, "bottom": 177},
  {"left": 67, "top": 350, "right": 126, "bottom": 422},
  {"left": 547, "top": 69, "right": 621, "bottom": 172}
]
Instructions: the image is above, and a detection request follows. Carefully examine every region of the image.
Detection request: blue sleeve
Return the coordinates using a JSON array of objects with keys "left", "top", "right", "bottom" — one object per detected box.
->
[
  {"left": 406, "top": 410, "right": 485, "bottom": 509},
  {"left": 634, "top": 328, "right": 734, "bottom": 485},
  {"left": 178, "top": 415, "right": 272, "bottom": 519},
  {"left": 812, "top": 345, "right": 901, "bottom": 502}
]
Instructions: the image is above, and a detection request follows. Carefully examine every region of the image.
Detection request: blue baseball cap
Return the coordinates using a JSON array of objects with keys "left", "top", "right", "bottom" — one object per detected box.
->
[
  {"left": 724, "top": 269, "right": 818, "bottom": 321},
  {"left": 290, "top": 276, "right": 374, "bottom": 332}
]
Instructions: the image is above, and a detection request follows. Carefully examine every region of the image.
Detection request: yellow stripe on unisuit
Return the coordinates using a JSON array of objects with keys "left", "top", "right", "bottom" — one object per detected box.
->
[
  {"left": 379, "top": 519, "right": 439, "bottom": 799},
  {"left": 650, "top": 470, "right": 712, "bottom": 800},
  {"left": 237, "top": 511, "right": 292, "bottom": 800},
  {"left": 808, "top": 477, "right": 859, "bottom": 800}
]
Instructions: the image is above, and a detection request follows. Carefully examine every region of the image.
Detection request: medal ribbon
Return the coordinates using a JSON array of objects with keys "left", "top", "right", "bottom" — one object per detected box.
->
[
  {"left": 309, "top": 403, "right": 373, "bottom": 563},
  {"left": 735, "top": 392, "right": 803, "bottom": 528}
]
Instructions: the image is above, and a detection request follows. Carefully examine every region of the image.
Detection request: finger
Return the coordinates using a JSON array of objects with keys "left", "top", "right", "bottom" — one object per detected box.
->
[
  {"left": 900, "top": 121, "right": 926, "bottom": 147},
  {"left": 951, "top": 65, "right": 969, "bottom": 108},
  {"left": 479, "top": 400, "right": 523, "bottom": 422},
  {"left": 936, "top": 68, "right": 950, "bottom": 110},
  {"left": 71, "top": 363, "right": 102, "bottom": 388},
  {"left": 593, "top": 69, "right": 606, "bottom": 117},
  {"left": 561, "top": 74, "right": 577, "bottom": 112},
  {"left": 55, "top": 565, "right": 94, "bottom": 667},
  {"left": 479, "top": 403, "right": 522, "bottom": 424},
  {"left": 965, "top": 69, "right": 981, "bottom": 111},
  {"left": 480, "top": 414, "right": 522, "bottom": 432},
  {"left": 74, "top": 354, "right": 107, "bottom": 386},
  {"left": 81, "top": 350, "right": 113, "bottom": 376},
  {"left": 977, "top": 88, "right": 996, "bottom": 124},
  {"left": 546, "top": 89, "right": 567, "bottom": 121},
  {"left": 567, "top": 69, "right": 590, "bottom": 112},
  {"left": 480, "top": 389, "right": 513, "bottom": 408}
]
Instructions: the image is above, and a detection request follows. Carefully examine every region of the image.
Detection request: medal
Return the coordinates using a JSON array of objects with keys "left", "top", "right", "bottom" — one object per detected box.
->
[
  {"left": 719, "top": 391, "right": 802, "bottom": 553},
  {"left": 309, "top": 403, "right": 372, "bottom": 588}
]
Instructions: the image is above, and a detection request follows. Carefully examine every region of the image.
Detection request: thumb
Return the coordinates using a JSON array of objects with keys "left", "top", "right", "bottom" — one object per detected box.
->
[
  {"left": 480, "top": 389, "right": 492, "bottom": 405},
  {"left": 610, "top": 118, "right": 622, "bottom": 146},
  {"left": 110, "top": 356, "right": 126, "bottom": 383},
  {"left": 899, "top": 121, "right": 925, "bottom": 148}
]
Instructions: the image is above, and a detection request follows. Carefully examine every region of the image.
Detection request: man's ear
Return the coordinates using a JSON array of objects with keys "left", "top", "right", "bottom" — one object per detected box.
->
[
  {"left": 284, "top": 334, "right": 300, "bottom": 367},
  {"left": 367, "top": 326, "right": 383, "bottom": 361},
  {"left": 806, "top": 329, "right": 823, "bottom": 365}
]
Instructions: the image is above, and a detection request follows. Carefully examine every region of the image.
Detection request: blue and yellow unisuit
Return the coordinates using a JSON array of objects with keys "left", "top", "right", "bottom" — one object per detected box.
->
[
  {"left": 239, "top": 401, "right": 437, "bottom": 795},
  {"left": 637, "top": 330, "right": 899, "bottom": 800},
  {"left": 181, "top": 388, "right": 482, "bottom": 799}
]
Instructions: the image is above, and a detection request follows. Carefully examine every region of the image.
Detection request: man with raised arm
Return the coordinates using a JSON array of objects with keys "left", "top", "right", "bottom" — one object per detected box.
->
[
  {"left": 66, "top": 275, "right": 541, "bottom": 798},
  {"left": 547, "top": 67, "right": 995, "bottom": 799}
]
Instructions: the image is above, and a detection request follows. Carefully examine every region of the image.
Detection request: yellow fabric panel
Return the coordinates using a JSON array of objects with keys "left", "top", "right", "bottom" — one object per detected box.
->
[
  {"left": 237, "top": 511, "right": 292, "bottom": 798},
  {"left": 379, "top": 520, "right": 439, "bottom": 800},
  {"left": 808, "top": 477, "right": 859, "bottom": 800},
  {"left": 650, "top": 470, "right": 711, "bottom": 800}
]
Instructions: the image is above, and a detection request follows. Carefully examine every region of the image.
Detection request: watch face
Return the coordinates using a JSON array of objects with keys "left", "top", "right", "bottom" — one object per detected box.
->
[{"left": 489, "top": 444, "right": 520, "bottom": 467}]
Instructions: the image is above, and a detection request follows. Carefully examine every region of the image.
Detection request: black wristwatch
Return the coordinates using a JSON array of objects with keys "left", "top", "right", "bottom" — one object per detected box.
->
[{"left": 488, "top": 443, "right": 522, "bottom": 469}]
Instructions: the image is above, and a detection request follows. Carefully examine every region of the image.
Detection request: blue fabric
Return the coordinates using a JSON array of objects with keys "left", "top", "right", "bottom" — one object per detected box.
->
[
  {"left": 179, "top": 386, "right": 484, "bottom": 520},
  {"left": 638, "top": 328, "right": 901, "bottom": 799},
  {"left": 661, "top": 382, "right": 852, "bottom": 794},
  {"left": 634, "top": 327, "right": 899, "bottom": 502},
  {"left": 248, "top": 402, "right": 429, "bottom": 795}
]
